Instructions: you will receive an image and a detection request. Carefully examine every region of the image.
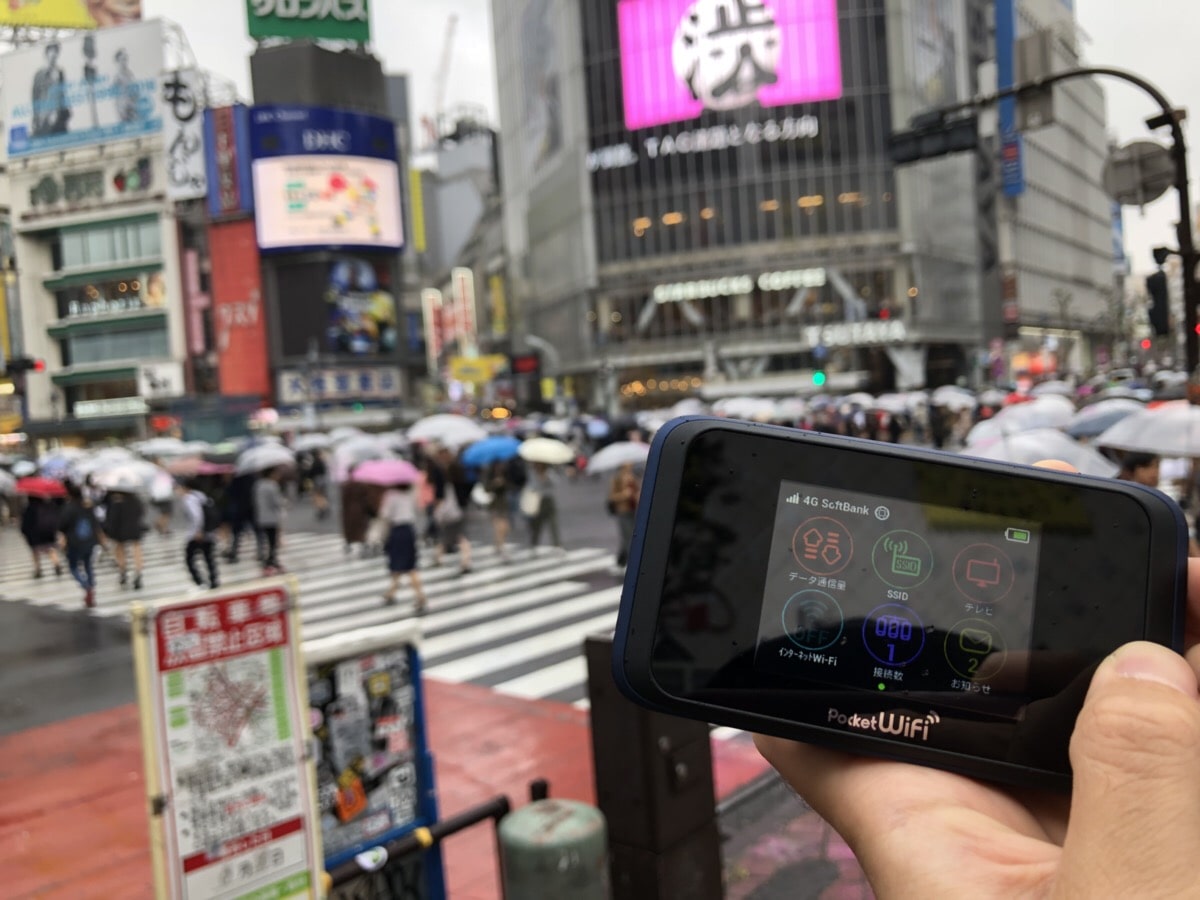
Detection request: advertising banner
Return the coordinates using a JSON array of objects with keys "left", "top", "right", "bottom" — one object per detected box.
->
[
  {"left": 204, "top": 105, "right": 255, "bottom": 218},
  {"left": 276, "top": 366, "right": 402, "bottom": 406},
  {"left": 138, "top": 361, "right": 186, "bottom": 399},
  {"left": 19, "top": 154, "right": 155, "bottom": 223},
  {"left": 210, "top": 220, "right": 272, "bottom": 399},
  {"left": 0, "top": 0, "right": 141, "bottom": 29},
  {"left": 246, "top": 0, "right": 370, "bottom": 44},
  {"left": 3, "top": 20, "right": 163, "bottom": 159},
  {"left": 273, "top": 256, "right": 398, "bottom": 360},
  {"left": 162, "top": 70, "right": 208, "bottom": 201},
  {"left": 249, "top": 106, "right": 402, "bottom": 252},
  {"left": 450, "top": 267, "right": 477, "bottom": 353},
  {"left": 421, "top": 289, "right": 443, "bottom": 378},
  {"left": 617, "top": 0, "right": 842, "bottom": 130},
  {"left": 132, "top": 580, "right": 323, "bottom": 900}
]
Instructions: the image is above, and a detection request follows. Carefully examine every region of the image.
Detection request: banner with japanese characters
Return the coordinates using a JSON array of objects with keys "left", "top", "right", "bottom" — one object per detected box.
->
[
  {"left": 132, "top": 580, "right": 323, "bottom": 900},
  {"left": 161, "top": 70, "right": 208, "bottom": 201}
]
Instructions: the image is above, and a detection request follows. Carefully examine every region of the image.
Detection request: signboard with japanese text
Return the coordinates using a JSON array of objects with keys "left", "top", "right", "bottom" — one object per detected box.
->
[
  {"left": 450, "top": 267, "right": 477, "bottom": 353},
  {"left": 0, "top": 0, "right": 141, "bottom": 29},
  {"left": 132, "top": 580, "right": 323, "bottom": 900},
  {"left": 246, "top": 0, "right": 371, "bottom": 44},
  {"left": 162, "top": 70, "right": 208, "bottom": 201},
  {"left": 16, "top": 155, "right": 156, "bottom": 225},
  {"left": 204, "top": 105, "right": 255, "bottom": 218},
  {"left": 276, "top": 366, "right": 402, "bottom": 407},
  {"left": 302, "top": 622, "right": 442, "bottom": 891},
  {"left": 421, "top": 289, "right": 443, "bottom": 378},
  {"left": 2, "top": 20, "right": 163, "bottom": 159}
]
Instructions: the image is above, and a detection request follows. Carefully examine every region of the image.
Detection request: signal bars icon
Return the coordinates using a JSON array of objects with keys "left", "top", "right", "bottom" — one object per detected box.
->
[{"left": 785, "top": 493, "right": 802, "bottom": 505}]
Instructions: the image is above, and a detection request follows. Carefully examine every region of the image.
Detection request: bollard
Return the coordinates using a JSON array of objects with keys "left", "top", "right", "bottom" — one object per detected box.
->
[{"left": 499, "top": 798, "right": 609, "bottom": 899}]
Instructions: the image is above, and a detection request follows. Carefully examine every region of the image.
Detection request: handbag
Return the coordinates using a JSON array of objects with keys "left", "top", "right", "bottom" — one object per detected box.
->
[
  {"left": 471, "top": 482, "right": 494, "bottom": 507},
  {"left": 519, "top": 486, "right": 543, "bottom": 518},
  {"left": 433, "top": 491, "right": 463, "bottom": 525}
]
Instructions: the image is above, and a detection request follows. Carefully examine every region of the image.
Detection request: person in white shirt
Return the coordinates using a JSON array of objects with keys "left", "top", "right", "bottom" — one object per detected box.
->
[
  {"left": 176, "top": 480, "right": 218, "bottom": 590},
  {"left": 380, "top": 481, "right": 426, "bottom": 613}
]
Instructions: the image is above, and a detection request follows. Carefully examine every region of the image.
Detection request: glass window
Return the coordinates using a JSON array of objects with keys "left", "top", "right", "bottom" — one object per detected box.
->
[
  {"left": 55, "top": 218, "right": 161, "bottom": 269},
  {"left": 64, "top": 326, "right": 168, "bottom": 365}
]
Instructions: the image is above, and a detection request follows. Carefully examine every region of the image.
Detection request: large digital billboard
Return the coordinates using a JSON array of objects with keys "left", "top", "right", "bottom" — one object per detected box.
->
[
  {"left": 249, "top": 105, "right": 403, "bottom": 252},
  {"left": 0, "top": 0, "right": 142, "bottom": 29},
  {"left": 2, "top": 20, "right": 163, "bottom": 159},
  {"left": 273, "top": 255, "right": 397, "bottom": 360},
  {"left": 618, "top": 0, "right": 842, "bottom": 130}
]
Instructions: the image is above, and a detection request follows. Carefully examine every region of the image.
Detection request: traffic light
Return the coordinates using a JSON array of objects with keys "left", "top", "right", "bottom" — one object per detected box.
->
[
  {"left": 1146, "top": 271, "right": 1170, "bottom": 336},
  {"left": 812, "top": 370, "right": 827, "bottom": 387},
  {"left": 3, "top": 357, "right": 44, "bottom": 376},
  {"left": 1141, "top": 338, "right": 1153, "bottom": 350},
  {"left": 888, "top": 113, "right": 979, "bottom": 165}
]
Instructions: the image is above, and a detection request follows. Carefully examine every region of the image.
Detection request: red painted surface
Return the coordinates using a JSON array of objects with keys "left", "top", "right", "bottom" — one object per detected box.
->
[
  {"left": 209, "top": 219, "right": 271, "bottom": 400},
  {"left": 0, "top": 679, "right": 772, "bottom": 900}
]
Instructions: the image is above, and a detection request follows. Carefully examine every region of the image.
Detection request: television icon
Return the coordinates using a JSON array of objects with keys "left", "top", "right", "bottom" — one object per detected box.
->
[
  {"left": 952, "top": 543, "right": 1015, "bottom": 603},
  {"left": 965, "top": 557, "right": 1002, "bottom": 589}
]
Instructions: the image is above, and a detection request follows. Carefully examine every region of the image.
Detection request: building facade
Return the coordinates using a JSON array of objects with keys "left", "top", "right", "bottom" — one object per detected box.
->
[{"left": 490, "top": 0, "right": 1115, "bottom": 409}]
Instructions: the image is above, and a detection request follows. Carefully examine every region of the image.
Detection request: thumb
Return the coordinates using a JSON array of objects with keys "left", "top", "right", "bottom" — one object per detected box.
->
[{"left": 1056, "top": 642, "right": 1200, "bottom": 896}]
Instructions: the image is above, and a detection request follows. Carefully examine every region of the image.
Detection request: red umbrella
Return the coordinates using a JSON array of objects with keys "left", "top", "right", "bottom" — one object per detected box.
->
[{"left": 16, "top": 476, "right": 67, "bottom": 499}]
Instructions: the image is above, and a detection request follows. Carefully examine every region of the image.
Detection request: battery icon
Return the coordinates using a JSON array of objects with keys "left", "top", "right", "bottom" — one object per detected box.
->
[{"left": 1005, "top": 527, "right": 1031, "bottom": 544}]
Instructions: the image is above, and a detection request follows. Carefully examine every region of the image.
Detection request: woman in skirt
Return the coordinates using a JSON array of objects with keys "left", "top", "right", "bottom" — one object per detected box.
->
[{"left": 380, "top": 481, "right": 427, "bottom": 613}]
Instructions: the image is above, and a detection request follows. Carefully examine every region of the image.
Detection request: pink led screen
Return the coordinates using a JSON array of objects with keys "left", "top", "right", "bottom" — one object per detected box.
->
[{"left": 618, "top": 0, "right": 843, "bottom": 131}]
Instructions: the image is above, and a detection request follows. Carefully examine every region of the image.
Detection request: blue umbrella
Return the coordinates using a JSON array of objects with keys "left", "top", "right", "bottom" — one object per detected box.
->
[
  {"left": 586, "top": 418, "right": 611, "bottom": 440},
  {"left": 462, "top": 435, "right": 521, "bottom": 468}
]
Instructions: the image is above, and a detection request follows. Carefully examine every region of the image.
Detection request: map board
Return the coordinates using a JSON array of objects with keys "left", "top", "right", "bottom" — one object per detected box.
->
[{"left": 133, "top": 579, "right": 323, "bottom": 900}]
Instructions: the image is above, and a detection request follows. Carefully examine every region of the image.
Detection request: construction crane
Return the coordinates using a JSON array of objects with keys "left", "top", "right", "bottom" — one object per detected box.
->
[{"left": 421, "top": 13, "right": 459, "bottom": 148}]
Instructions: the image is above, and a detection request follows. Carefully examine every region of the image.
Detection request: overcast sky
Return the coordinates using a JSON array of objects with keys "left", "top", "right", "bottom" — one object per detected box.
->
[{"left": 145, "top": 0, "right": 1193, "bottom": 277}]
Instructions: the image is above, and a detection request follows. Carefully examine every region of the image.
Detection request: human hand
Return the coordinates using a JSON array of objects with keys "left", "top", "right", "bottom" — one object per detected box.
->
[{"left": 755, "top": 461, "right": 1200, "bottom": 898}]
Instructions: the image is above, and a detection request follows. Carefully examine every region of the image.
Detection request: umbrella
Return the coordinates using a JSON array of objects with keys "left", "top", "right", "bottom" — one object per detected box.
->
[
  {"left": 11, "top": 460, "right": 36, "bottom": 477},
  {"left": 586, "top": 441, "right": 650, "bottom": 474},
  {"left": 541, "top": 418, "right": 571, "bottom": 438},
  {"left": 165, "top": 458, "right": 236, "bottom": 478},
  {"left": 93, "top": 460, "right": 167, "bottom": 494},
  {"left": 16, "top": 476, "right": 67, "bottom": 499},
  {"left": 1065, "top": 399, "right": 1145, "bottom": 440},
  {"left": 134, "top": 437, "right": 191, "bottom": 458},
  {"left": 1031, "top": 380, "right": 1075, "bottom": 397},
  {"left": 38, "top": 448, "right": 87, "bottom": 479},
  {"left": 671, "top": 398, "right": 705, "bottom": 416},
  {"left": 349, "top": 458, "right": 422, "bottom": 486},
  {"left": 870, "top": 394, "right": 910, "bottom": 415},
  {"left": 71, "top": 448, "right": 138, "bottom": 482},
  {"left": 235, "top": 443, "right": 296, "bottom": 476},
  {"left": 407, "top": 414, "right": 488, "bottom": 448},
  {"left": 713, "top": 397, "right": 775, "bottom": 420},
  {"left": 293, "top": 433, "right": 332, "bottom": 453},
  {"left": 586, "top": 418, "right": 611, "bottom": 440},
  {"left": 329, "top": 426, "right": 366, "bottom": 445},
  {"left": 963, "top": 429, "right": 1118, "bottom": 478},
  {"left": 772, "top": 397, "right": 808, "bottom": 420},
  {"left": 462, "top": 435, "right": 521, "bottom": 468},
  {"left": 333, "top": 435, "right": 395, "bottom": 482},
  {"left": 978, "top": 389, "right": 1007, "bottom": 407},
  {"left": 842, "top": 392, "right": 875, "bottom": 408},
  {"left": 518, "top": 437, "right": 576, "bottom": 465},
  {"left": 1096, "top": 404, "right": 1200, "bottom": 457},
  {"left": 0, "top": 470, "right": 15, "bottom": 495}
]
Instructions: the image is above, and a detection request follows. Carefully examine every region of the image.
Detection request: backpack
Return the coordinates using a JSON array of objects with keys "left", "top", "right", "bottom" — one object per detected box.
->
[
  {"left": 74, "top": 511, "right": 94, "bottom": 544},
  {"left": 201, "top": 497, "right": 221, "bottom": 533}
]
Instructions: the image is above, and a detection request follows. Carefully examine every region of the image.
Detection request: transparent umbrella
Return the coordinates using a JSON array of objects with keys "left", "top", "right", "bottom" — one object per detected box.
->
[
  {"left": 407, "top": 414, "right": 488, "bottom": 448},
  {"left": 1096, "top": 403, "right": 1200, "bottom": 457},
  {"left": 962, "top": 429, "right": 1118, "bottom": 477},
  {"left": 586, "top": 441, "right": 650, "bottom": 474},
  {"left": 235, "top": 443, "right": 296, "bottom": 476}
]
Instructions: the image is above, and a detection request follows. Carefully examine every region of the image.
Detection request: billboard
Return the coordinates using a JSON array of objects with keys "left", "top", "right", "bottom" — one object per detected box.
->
[
  {"left": 246, "top": 0, "right": 370, "bottom": 43},
  {"left": 617, "top": 0, "right": 842, "bottom": 131},
  {"left": 3, "top": 20, "right": 163, "bottom": 159},
  {"left": 204, "top": 105, "right": 255, "bottom": 218},
  {"left": 273, "top": 255, "right": 397, "bottom": 360},
  {"left": 0, "top": 0, "right": 141, "bottom": 29},
  {"left": 162, "top": 70, "right": 208, "bottom": 201},
  {"left": 210, "top": 220, "right": 271, "bottom": 399},
  {"left": 249, "top": 105, "right": 403, "bottom": 252}
]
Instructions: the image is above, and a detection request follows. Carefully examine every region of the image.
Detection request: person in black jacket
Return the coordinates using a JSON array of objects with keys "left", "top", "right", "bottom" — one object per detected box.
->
[
  {"left": 57, "top": 482, "right": 100, "bottom": 608},
  {"left": 21, "top": 495, "right": 62, "bottom": 579},
  {"left": 103, "top": 489, "right": 145, "bottom": 589}
]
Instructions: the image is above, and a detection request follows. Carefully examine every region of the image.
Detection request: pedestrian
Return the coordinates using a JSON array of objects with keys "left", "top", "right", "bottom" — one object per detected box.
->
[
  {"left": 177, "top": 479, "right": 219, "bottom": 590},
  {"left": 380, "top": 481, "right": 427, "bottom": 612},
  {"left": 608, "top": 462, "right": 640, "bottom": 567},
  {"left": 103, "top": 488, "right": 145, "bottom": 589},
  {"left": 253, "top": 466, "right": 287, "bottom": 575},
  {"left": 523, "top": 462, "right": 561, "bottom": 554},
  {"left": 483, "top": 459, "right": 513, "bottom": 561},
  {"left": 57, "top": 482, "right": 99, "bottom": 608},
  {"left": 430, "top": 446, "right": 472, "bottom": 575},
  {"left": 21, "top": 494, "right": 63, "bottom": 579},
  {"left": 304, "top": 450, "right": 331, "bottom": 520},
  {"left": 1116, "top": 452, "right": 1160, "bottom": 488},
  {"left": 221, "top": 472, "right": 258, "bottom": 563}
]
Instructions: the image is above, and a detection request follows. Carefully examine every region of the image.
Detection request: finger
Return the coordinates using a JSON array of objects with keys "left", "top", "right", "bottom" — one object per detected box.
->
[
  {"left": 1032, "top": 459, "right": 1078, "bottom": 473},
  {"left": 1058, "top": 641, "right": 1200, "bottom": 895},
  {"left": 1184, "top": 558, "right": 1200, "bottom": 650}
]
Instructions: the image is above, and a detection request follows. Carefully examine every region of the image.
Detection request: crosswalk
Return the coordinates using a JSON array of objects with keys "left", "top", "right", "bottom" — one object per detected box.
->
[{"left": 0, "top": 528, "right": 625, "bottom": 706}]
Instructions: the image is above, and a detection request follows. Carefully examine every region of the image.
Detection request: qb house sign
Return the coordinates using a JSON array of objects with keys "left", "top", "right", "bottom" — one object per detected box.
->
[{"left": 589, "top": 0, "right": 841, "bottom": 171}]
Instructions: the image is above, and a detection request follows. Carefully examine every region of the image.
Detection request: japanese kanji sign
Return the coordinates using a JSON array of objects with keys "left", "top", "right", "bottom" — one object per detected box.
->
[{"left": 133, "top": 579, "right": 322, "bottom": 899}]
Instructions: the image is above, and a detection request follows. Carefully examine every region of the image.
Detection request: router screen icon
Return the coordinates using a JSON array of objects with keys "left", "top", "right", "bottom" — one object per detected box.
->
[{"left": 786, "top": 493, "right": 802, "bottom": 505}]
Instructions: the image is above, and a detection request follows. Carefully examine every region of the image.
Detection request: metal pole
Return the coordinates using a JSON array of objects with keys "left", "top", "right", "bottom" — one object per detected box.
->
[{"left": 921, "top": 65, "right": 1197, "bottom": 379}]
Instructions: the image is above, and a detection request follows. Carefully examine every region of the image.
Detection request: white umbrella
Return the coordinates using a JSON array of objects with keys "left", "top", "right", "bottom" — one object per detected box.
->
[
  {"left": 235, "top": 443, "right": 296, "bottom": 476},
  {"left": 931, "top": 386, "right": 977, "bottom": 411},
  {"left": 407, "top": 414, "right": 488, "bottom": 448},
  {"left": 329, "top": 426, "right": 366, "bottom": 445},
  {"left": 541, "top": 418, "right": 572, "bottom": 437},
  {"left": 518, "top": 437, "right": 576, "bottom": 465},
  {"left": 1031, "top": 380, "right": 1075, "bottom": 397},
  {"left": 586, "top": 441, "right": 651, "bottom": 474},
  {"left": 671, "top": 398, "right": 706, "bottom": 416},
  {"left": 94, "top": 460, "right": 168, "bottom": 494},
  {"left": 332, "top": 435, "right": 395, "bottom": 482},
  {"left": 293, "top": 433, "right": 332, "bottom": 453},
  {"left": 11, "top": 460, "right": 36, "bottom": 477},
  {"left": 978, "top": 389, "right": 1007, "bottom": 407},
  {"left": 1096, "top": 403, "right": 1200, "bottom": 457},
  {"left": 134, "top": 437, "right": 191, "bottom": 458},
  {"left": 713, "top": 397, "right": 775, "bottom": 420},
  {"left": 0, "top": 470, "right": 15, "bottom": 495},
  {"left": 870, "top": 394, "right": 910, "bottom": 415},
  {"left": 772, "top": 397, "right": 808, "bottom": 420},
  {"left": 842, "top": 391, "right": 875, "bottom": 408},
  {"left": 962, "top": 429, "right": 1118, "bottom": 478},
  {"left": 71, "top": 448, "right": 138, "bottom": 481}
]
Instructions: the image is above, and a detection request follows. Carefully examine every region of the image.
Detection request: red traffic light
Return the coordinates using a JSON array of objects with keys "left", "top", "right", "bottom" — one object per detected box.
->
[
  {"left": 1141, "top": 338, "right": 1153, "bottom": 350},
  {"left": 32, "top": 359, "right": 45, "bottom": 372}
]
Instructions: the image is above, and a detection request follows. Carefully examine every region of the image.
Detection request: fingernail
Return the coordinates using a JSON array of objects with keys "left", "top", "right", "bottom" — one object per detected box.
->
[{"left": 1108, "top": 642, "right": 1196, "bottom": 697}]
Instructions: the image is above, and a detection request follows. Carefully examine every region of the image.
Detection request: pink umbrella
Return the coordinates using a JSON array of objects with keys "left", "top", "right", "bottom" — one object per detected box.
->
[{"left": 350, "top": 458, "right": 421, "bottom": 486}]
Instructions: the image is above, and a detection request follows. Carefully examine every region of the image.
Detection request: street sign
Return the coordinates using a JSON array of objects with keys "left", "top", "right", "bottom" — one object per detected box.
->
[
  {"left": 133, "top": 579, "right": 323, "bottom": 900},
  {"left": 1103, "top": 140, "right": 1175, "bottom": 206},
  {"left": 1016, "top": 32, "right": 1056, "bottom": 130}
]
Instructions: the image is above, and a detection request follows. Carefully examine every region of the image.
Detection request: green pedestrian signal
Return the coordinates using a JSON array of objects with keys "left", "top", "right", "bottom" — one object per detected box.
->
[{"left": 812, "top": 370, "right": 827, "bottom": 387}]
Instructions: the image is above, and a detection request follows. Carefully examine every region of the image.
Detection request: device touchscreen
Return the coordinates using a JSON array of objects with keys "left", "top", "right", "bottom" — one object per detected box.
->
[{"left": 754, "top": 480, "right": 1042, "bottom": 715}]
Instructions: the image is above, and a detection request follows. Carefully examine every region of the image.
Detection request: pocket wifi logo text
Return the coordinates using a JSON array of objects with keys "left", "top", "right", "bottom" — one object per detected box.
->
[{"left": 827, "top": 708, "right": 941, "bottom": 741}]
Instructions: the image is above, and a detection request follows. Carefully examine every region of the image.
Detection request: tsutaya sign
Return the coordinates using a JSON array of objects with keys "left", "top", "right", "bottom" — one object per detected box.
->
[
  {"left": 805, "top": 319, "right": 907, "bottom": 348},
  {"left": 654, "top": 268, "right": 827, "bottom": 303}
]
